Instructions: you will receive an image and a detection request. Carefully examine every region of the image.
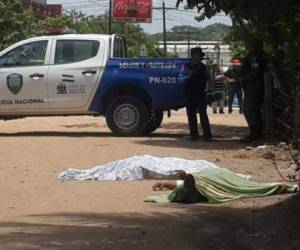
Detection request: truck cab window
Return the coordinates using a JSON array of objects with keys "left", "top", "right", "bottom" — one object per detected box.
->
[
  {"left": 0, "top": 41, "right": 48, "bottom": 67},
  {"left": 113, "top": 36, "right": 127, "bottom": 58},
  {"left": 55, "top": 40, "right": 100, "bottom": 64}
]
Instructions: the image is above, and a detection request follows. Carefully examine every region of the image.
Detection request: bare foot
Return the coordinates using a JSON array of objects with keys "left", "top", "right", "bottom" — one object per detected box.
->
[
  {"left": 152, "top": 183, "right": 163, "bottom": 191},
  {"left": 175, "top": 170, "right": 187, "bottom": 180}
]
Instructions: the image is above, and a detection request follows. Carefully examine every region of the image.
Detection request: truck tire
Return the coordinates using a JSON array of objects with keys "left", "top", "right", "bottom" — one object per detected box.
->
[
  {"left": 105, "top": 95, "right": 149, "bottom": 136},
  {"left": 144, "top": 110, "right": 163, "bottom": 134}
]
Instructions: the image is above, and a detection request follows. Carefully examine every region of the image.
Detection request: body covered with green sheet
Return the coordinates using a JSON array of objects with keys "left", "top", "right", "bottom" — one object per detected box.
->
[{"left": 145, "top": 168, "right": 299, "bottom": 204}]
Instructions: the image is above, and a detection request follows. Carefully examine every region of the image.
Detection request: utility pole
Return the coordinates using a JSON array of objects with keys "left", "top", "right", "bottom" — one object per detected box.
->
[
  {"left": 153, "top": 5, "right": 176, "bottom": 57},
  {"left": 178, "top": 27, "right": 194, "bottom": 58},
  {"left": 108, "top": 0, "right": 112, "bottom": 34},
  {"left": 218, "top": 32, "right": 224, "bottom": 67},
  {"left": 187, "top": 26, "right": 190, "bottom": 58},
  {"left": 162, "top": 1, "right": 167, "bottom": 57},
  {"left": 64, "top": 9, "right": 76, "bottom": 24}
]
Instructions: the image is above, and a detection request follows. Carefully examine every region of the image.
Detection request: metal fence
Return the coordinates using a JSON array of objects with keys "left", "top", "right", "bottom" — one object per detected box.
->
[{"left": 264, "top": 67, "right": 300, "bottom": 146}]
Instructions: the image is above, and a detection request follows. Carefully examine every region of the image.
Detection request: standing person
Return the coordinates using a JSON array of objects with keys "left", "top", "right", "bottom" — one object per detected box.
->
[
  {"left": 211, "top": 64, "right": 225, "bottom": 114},
  {"left": 239, "top": 39, "right": 268, "bottom": 143},
  {"left": 225, "top": 59, "right": 243, "bottom": 114},
  {"left": 184, "top": 47, "right": 212, "bottom": 141}
]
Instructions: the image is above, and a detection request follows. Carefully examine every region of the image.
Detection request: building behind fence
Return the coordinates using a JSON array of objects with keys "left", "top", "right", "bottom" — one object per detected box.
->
[
  {"left": 157, "top": 41, "right": 232, "bottom": 69},
  {"left": 23, "top": 0, "right": 62, "bottom": 18}
]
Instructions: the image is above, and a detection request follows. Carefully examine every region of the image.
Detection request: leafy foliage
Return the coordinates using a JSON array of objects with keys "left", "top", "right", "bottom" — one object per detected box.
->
[
  {"left": 0, "top": 0, "right": 36, "bottom": 50},
  {"left": 38, "top": 12, "right": 164, "bottom": 58},
  {"left": 177, "top": 0, "right": 300, "bottom": 88},
  {"left": 0, "top": 2, "right": 163, "bottom": 57},
  {"left": 177, "top": 0, "right": 298, "bottom": 23},
  {"left": 177, "top": 0, "right": 300, "bottom": 53}
]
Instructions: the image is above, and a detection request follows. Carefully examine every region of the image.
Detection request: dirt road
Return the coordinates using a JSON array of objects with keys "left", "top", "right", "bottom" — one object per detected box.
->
[{"left": 0, "top": 110, "right": 299, "bottom": 250}]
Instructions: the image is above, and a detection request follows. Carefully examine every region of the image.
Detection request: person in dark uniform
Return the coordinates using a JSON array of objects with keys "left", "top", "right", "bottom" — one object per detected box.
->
[
  {"left": 184, "top": 47, "right": 212, "bottom": 141},
  {"left": 225, "top": 59, "right": 243, "bottom": 114},
  {"left": 239, "top": 40, "right": 267, "bottom": 143}
]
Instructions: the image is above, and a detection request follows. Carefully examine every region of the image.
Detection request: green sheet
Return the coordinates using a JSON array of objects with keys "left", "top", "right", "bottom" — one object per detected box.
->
[{"left": 145, "top": 167, "right": 299, "bottom": 204}]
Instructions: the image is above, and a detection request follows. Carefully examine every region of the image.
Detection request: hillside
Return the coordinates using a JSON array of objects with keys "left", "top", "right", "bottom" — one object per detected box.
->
[{"left": 148, "top": 23, "right": 231, "bottom": 41}]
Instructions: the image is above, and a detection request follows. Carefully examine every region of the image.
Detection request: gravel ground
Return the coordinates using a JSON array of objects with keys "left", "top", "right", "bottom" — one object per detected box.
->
[{"left": 0, "top": 109, "right": 299, "bottom": 250}]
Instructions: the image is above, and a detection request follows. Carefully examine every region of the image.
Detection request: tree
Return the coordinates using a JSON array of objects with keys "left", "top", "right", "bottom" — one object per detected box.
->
[
  {"left": 177, "top": 0, "right": 300, "bottom": 141},
  {"left": 0, "top": 0, "right": 37, "bottom": 50},
  {"left": 177, "top": 0, "right": 300, "bottom": 87},
  {"left": 176, "top": 0, "right": 300, "bottom": 52},
  {"left": 0, "top": 2, "right": 162, "bottom": 58},
  {"left": 38, "top": 12, "right": 163, "bottom": 58},
  {"left": 177, "top": 0, "right": 298, "bottom": 22}
]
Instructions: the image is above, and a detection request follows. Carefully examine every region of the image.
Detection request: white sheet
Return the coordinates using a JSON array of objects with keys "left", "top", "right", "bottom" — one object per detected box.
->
[{"left": 58, "top": 155, "right": 226, "bottom": 181}]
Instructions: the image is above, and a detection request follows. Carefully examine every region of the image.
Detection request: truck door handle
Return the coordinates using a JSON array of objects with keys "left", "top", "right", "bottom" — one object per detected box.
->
[
  {"left": 30, "top": 73, "right": 44, "bottom": 79},
  {"left": 82, "top": 70, "right": 97, "bottom": 76}
]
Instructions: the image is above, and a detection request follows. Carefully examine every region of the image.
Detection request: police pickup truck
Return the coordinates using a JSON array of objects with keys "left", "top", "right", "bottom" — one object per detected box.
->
[{"left": 0, "top": 34, "right": 189, "bottom": 136}]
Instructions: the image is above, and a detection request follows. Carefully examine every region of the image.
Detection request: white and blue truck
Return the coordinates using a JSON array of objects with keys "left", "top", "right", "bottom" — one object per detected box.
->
[{"left": 0, "top": 34, "right": 190, "bottom": 136}]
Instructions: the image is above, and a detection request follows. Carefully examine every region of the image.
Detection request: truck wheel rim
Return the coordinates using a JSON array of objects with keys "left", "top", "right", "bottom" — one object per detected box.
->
[{"left": 113, "top": 104, "right": 139, "bottom": 131}]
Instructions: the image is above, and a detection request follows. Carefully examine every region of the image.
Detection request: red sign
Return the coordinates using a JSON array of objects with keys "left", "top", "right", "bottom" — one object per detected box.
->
[{"left": 113, "top": 0, "right": 152, "bottom": 23}]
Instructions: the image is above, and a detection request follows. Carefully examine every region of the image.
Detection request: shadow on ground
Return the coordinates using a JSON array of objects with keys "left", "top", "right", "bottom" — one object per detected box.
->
[
  {"left": 134, "top": 122, "right": 251, "bottom": 150},
  {"left": 0, "top": 194, "right": 299, "bottom": 250},
  {"left": 0, "top": 131, "right": 113, "bottom": 138},
  {"left": 62, "top": 123, "right": 105, "bottom": 129},
  {"left": 160, "top": 122, "right": 248, "bottom": 137},
  {"left": 0, "top": 122, "right": 247, "bottom": 139},
  {"left": 0, "top": 131, "right": 187, "bottom": 138}
]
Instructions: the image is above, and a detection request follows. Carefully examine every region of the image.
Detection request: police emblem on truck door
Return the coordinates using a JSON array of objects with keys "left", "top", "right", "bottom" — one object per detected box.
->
[{"left": 7, "top": 74, "right": 23, "bottom": 95}]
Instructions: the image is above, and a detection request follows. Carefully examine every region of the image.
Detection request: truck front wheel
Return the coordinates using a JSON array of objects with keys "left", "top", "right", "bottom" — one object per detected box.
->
[{"left": 105, "top": 95, "right": 149, "bottom": 136}]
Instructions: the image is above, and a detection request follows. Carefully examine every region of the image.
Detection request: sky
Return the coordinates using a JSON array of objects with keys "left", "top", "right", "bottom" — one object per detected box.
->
[{"left": 47, "top": 0, "right": 232, "bottom": 34}]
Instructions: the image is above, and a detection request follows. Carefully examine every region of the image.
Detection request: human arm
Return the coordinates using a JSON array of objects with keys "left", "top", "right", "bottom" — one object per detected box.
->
[
  {"left": 238, "top": 56, "right": 264, "bottom": 85},
  {"left": 224, "top": 69, "right": 237, "bottom": 83},
  {"left": 152, "top": 182, "right": 177, "bottom": 191}
]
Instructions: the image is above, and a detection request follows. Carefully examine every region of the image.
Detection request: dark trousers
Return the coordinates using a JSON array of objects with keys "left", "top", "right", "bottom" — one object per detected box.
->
[
  {"left": 186, "top": 97, "right": 212, "bottom": 138},
  {"left": 228, "top": 83, "right": 243, "bottom": 111},
  {"left": 243, "top": 92, "right": 264, "bottom": 135}
]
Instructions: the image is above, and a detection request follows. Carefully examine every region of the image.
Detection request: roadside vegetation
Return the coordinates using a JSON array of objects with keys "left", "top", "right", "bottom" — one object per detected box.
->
[{"left": 0, "top": 0, "right": 163, "bottom": 57}]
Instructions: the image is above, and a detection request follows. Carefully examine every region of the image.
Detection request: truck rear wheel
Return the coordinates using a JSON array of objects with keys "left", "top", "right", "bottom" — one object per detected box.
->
[
  {"left": 105, "top": 95, "right": 149, "bottom": 136},
  {"left": 144, "top": 110, "right": 164, "bottom": 134}
]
